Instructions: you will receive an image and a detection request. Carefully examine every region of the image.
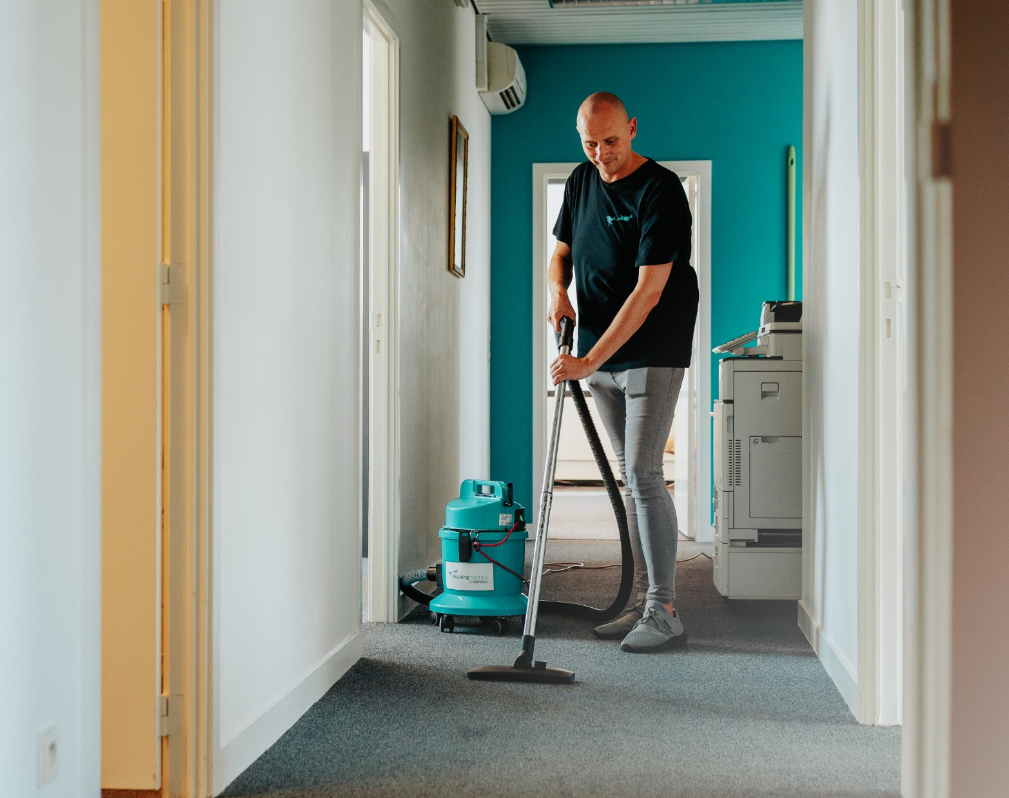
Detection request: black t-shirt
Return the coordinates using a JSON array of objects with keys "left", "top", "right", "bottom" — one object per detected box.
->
[{"left": 553, "top": 158, "right": 698, "bottom": 371}]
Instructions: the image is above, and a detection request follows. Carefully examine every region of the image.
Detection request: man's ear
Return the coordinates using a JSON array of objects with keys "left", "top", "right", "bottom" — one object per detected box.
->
[{"left": 628, "top": 117, "right": 638, "bottom": 139}]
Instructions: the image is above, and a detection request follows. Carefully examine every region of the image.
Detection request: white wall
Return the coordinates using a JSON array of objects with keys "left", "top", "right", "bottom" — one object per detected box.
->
[
  {"left": 213, "top": 1, "right": 364, "bottom": 789},
  {"left": 799, "top": 0, "right": 862, "bottom": 715},
  {"left": 212, "top": 0, "right": 492, "bottom": 784},
  {"left": 368, "top": 0, "right": 493, "bottom": 584},
  {"left": 0, "top": 2, "right": 102, "bottom": 796}
]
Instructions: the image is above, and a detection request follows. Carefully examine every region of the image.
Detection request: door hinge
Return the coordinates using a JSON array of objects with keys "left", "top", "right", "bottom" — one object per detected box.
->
[
  {"left": 158, "top": 694, "right": 181, "bottom": 738},
  {"left": 931, "top": 121, "right": 953, "bottom": 180},
  {"left": 159, "top": 263, "right": 185, "bottom": 305}
]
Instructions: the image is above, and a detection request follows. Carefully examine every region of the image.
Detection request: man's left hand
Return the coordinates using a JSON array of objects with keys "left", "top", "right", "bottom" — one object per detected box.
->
[{"left": 550, "top": 354, "right": 596, "bottom": 385}]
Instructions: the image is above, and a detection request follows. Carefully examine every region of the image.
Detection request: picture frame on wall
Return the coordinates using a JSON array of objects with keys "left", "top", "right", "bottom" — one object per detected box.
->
[{"left": 448, "top": 115, "right": 468, "bottom": 278}]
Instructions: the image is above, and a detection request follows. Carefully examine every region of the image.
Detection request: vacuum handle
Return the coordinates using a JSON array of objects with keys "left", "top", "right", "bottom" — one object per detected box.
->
[
  {"left": 466, "top": 479, "right": 508, "bottom": 501},
  {"left": 558, "top": 316, "right": 574, "bottom": 355}
]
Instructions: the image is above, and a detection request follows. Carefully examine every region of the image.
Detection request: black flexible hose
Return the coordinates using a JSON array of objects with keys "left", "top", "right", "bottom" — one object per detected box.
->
[
  {"left": 539, "top": 379, "right": 634, "bottom": 623},
  {"left": 399, "top": 568, "right": 436, "bottom": 606}
]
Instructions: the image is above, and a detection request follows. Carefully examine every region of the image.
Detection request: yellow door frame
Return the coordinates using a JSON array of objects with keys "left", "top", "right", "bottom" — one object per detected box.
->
[{"left": 162, "top": 2, "right": 215, "bottom": 796}]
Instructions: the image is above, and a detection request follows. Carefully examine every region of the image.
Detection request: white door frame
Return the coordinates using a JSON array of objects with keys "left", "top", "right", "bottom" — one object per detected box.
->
[
  {"left": 903, "top": 0, "right": 954, "bottom": 794},
  {"left": 856, "top": 0, "right": 907, "bottom": 727},
  {"left": 531, "top": 160, "right": 713, "bottom": 542},
  {"left": 363, "top": 0, "right": 401, "bottom": 624}
]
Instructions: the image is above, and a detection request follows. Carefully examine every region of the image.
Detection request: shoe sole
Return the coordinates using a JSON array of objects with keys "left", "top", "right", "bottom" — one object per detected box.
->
[{"left": 620, "top": 632, "right": 688, "bottom": 653}]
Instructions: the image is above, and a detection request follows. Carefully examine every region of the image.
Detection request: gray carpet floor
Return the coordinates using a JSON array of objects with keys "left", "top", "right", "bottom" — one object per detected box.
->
[{"left": 222, "top": 540, "right": 901, "bottom": 798}]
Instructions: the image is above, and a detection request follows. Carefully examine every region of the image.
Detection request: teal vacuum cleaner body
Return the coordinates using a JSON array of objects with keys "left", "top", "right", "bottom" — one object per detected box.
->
[{"left": 428, "top": 480, "right": 528, "bottom": 622}]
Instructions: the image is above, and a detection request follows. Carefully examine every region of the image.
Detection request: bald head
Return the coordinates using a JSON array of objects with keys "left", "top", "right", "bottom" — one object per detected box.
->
[
  {"left": 576, "top": 92, "right": 629, "bottom": 130},
  {"left": 575, "top": 92, "right": 642, "bottom": 183}
]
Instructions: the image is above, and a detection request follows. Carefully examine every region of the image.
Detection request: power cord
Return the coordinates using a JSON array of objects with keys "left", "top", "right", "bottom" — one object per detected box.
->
[
  {"left": 542, "top": 561, "right": 621, "bottom": 575},
  {"left": 542, "top": 550, "right": 712, "bottom": 576}
]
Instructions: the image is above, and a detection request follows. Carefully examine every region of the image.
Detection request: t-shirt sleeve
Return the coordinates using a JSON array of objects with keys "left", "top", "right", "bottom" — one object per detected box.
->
[
  {"left": 552, "top": 176, "right": 574, "bottom": 245},
  {"left": 635, "top": 178, "right": 692, "bottom": 268}
]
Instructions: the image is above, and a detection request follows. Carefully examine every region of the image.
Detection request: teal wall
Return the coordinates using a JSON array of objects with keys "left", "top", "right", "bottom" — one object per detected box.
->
[{"left": 489, "top": 40, "right": 803, "bottom": 510}]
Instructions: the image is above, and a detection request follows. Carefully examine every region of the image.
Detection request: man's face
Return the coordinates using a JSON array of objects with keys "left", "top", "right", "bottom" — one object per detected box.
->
[{"left": 577, "top": 105, "right": 637, "bottom": 181}]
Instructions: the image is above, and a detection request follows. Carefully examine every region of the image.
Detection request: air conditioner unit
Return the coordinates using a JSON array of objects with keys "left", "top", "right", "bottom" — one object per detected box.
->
[{"left": 477, "top": 37, "right": 526, "bottom": 115}]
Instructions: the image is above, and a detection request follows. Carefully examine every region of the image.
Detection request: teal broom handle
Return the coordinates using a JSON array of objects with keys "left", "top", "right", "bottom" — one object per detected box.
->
[{"left": 787, "top": 145, "right": 796, "bottom": 301}]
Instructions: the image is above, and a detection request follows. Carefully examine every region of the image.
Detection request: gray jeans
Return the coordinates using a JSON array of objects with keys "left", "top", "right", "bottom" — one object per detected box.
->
[{"left": 585, "top": 367, "right": 685, "bottom": 605}]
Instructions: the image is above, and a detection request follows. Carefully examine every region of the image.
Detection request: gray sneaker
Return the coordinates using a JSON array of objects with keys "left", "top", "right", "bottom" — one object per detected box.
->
[
  {"left": 620, "top": 601, "right": 688, "bottom": 652},
  {"left": 592, "top": 594, "right": 646, "bottom": 640}
]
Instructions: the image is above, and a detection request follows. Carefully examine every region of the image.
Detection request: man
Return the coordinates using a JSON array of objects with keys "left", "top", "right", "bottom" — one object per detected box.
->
[{"left": 548, "top": 92, "right": 698, "bottom": 653}]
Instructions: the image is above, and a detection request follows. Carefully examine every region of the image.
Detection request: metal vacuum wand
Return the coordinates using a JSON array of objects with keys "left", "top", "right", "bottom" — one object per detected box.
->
[
  {"left": 517, "top": 317, "right": 573, "bottom": 661},
  {"left": 467, "top": 316, "right": 576, "bottom": 685}
]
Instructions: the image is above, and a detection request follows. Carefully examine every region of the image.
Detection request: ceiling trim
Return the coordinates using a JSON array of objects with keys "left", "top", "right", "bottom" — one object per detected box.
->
[{"left": 476, "top": 1, "right": 803, "bottom": 45}]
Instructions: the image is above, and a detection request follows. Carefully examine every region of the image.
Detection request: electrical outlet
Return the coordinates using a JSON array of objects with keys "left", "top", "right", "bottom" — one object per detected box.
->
[{"left": 37, "top": 724, "right": 58, "bottom": 788}]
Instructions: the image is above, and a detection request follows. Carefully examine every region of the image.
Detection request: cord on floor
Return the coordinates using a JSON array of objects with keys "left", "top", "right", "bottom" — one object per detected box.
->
[{"left": 543, "top": 551, "right": 711, "bottom": 576}]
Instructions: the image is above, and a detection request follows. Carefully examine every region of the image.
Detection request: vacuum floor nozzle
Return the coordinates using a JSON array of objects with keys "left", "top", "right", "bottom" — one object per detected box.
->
[{"left": 466, "top": 663, "right": 575, "bottom": 685}]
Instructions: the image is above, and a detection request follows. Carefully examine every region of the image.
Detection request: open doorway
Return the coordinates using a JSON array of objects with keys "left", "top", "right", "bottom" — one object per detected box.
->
[
  {"left": 361, "top": 2, "right": 400, "bottom": 623},
  {"left": 531, "top": 161, "right": 712, "bottom": 544}
]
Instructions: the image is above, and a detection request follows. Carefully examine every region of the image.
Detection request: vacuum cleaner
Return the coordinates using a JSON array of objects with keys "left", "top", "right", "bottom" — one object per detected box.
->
[
  {"left": 416, "top": 479, "right": 528, "bottom": 635},
  {"left": 399, "top": 317, "right": 633, "bottom": 684}
]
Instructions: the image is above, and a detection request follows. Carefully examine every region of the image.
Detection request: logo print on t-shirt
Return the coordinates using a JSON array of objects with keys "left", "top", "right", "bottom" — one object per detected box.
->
[{"left": 606, "top": 214, "right": 634, "bottom": 226}]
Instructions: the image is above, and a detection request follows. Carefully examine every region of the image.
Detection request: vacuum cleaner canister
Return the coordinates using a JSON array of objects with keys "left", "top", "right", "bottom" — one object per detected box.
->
[{"left": 428, "top": 480, "right": 528, "bottom": 624}]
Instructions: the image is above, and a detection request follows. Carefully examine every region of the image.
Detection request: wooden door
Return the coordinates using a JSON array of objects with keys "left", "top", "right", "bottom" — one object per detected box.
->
[{"left": 101, "top": 0, "right": 163, "bottom": 790}]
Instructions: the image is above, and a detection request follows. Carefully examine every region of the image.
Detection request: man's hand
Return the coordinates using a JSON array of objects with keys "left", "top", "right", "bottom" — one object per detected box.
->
[
  {"left": 550, "top": 353, "right": 596, "bottom": 385},
  {"left": 548, "top": 291, "right": 577, "bottom": 333}
]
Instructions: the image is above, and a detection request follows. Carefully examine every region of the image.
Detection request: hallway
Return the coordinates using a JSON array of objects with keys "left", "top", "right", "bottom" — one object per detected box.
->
[{"left": 222, "top": 541, "right": 900, "bottom": 798}]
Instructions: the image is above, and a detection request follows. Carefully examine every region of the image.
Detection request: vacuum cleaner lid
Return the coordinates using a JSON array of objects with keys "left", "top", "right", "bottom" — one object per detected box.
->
[{"left": 445, "top": 479, "right": 524, "bottom": 531}]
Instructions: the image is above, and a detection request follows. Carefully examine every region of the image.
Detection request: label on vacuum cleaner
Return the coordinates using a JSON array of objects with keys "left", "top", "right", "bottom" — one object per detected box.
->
[
  {"left": 499, "top": 513, "right": 513, "bottom": 526},
  {"left": 444, "top": 561, "right": 495, "bottom": 591}
]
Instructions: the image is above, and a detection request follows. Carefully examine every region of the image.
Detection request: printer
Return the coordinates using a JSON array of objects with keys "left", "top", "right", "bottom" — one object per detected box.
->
[{"left": 712, "top": 301, "right": 802, "bottom": 600}]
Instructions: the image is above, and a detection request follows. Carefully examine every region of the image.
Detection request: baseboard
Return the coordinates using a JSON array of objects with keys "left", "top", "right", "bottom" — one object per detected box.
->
[
  {"left": 798, "top": 600, "right": 860, "bottom": 719},
  {"left": 214, "top": 631, "right": 364, "bottom": 794}
]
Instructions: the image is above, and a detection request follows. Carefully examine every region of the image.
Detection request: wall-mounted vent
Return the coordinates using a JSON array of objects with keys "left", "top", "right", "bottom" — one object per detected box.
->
[
  {"left": 730, "top": 438, "right": 742, "bottom": 486},
  {"left": 499, "top": 86, "right": 522, "bottom": 111},
  {"left": 477, "top": 41, "right": 526, "bottom": 116}
]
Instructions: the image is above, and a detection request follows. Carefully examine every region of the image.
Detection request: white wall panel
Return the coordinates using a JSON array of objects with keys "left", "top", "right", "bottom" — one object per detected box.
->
[
  {"left": 213, "top": 1, "right": 363, "bottom": 789},
  {"left": 799, "top": 0, "right": 861, "bottom": 715},
  {"left": 0, "top": 2, "right": 102, "bottom": 796},
  {"left": 213, "top": 0, "right": 493, "bottom": 784},
  {"left": 369, "top": 0, "right": 493, "bottom": 584}
]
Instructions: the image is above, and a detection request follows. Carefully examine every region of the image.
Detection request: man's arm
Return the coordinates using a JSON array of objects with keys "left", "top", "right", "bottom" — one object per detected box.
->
[
  {"left": 547, "top": 240, "right": 576, "bottom": 332},
  {"left": 549, "top": 262, "right": 672, "bottom": 384}
]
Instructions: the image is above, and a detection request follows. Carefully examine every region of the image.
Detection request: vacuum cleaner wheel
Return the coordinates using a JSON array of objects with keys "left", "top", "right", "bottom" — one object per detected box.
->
[{"left": 490, "top": 618, "right": 510, "bottom": 635}]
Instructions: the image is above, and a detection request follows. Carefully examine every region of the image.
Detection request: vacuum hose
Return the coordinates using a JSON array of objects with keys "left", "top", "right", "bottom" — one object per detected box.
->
[
  {"left": 538, "top": 378, "right": 634, "bottom": 623},
  {"left": 398, "top": 566, "right": 438, "bottom": 606}
]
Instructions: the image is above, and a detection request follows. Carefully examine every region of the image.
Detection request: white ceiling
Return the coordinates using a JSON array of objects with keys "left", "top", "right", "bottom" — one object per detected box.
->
[{"left": 473, "top": 0, "right": 803, "bottom": 46}]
